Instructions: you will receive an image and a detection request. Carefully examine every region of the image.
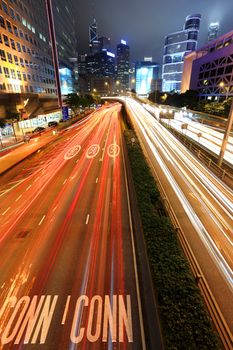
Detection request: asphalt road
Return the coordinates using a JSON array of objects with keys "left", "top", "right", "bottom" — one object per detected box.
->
[
  {"left": 0, "top": 104, "right": 150, "bottom": 349},
  {"left": 124, "top": 97, "right": 233, "bottom": 335}
]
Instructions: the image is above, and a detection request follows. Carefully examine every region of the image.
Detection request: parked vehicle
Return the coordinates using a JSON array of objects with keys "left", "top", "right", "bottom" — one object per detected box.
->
[
  {"left": 48, "top": 121, "right": 58, "bottom": 127},
  {"left": 32, "top": 126, "right": 45, "bottom": 133}
]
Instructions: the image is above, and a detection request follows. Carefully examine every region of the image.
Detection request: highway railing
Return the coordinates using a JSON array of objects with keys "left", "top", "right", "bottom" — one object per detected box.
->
[
  {"left": 125, "top": 106, "right": 233, "bottom": 350},
  {"left": 160, "top": 121, "right": 233, "bottom": 190}
]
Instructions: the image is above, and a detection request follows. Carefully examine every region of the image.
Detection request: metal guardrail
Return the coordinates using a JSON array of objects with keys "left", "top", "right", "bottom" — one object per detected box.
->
[
  {"left": 160, "top": 121, "right": 233, "bottom": 190},
  {"left": 126, "top": 107, "right": 233, "bottom": 350}
]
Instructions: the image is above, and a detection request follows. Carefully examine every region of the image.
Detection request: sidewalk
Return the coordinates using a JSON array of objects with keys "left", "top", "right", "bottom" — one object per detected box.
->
[
  {"left": 0, "top": 130, "right": 59, "bottom": 175},
  {"left": 0, "top": 111, "right": 94, "bottom": 175}
]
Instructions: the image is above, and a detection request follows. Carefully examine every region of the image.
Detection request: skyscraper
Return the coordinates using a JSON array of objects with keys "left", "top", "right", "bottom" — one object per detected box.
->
[
  {"left": 99, "top": 36, "right": 111, "bottom": 52},
  {"left": 89, "top": 18, "right": 101, "bottom": 54},
  {"left": 162, "top": 14, "right": 201, "bottom": 93},
  {"left": 208, "top": 22, "right": 220, "bottom": 42},
  {"left": 135, "top": 59, "right": 160, "bottom": 96},
  {"left": 53, "top": 0, "right": 78, "bottom": 94},
  {"left": 116, "top": 40, "right": 130, "bottom": 92}
]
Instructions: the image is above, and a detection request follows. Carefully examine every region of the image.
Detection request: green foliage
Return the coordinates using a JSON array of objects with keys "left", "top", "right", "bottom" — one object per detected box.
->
[
  {"left": 148, "top": 89, "right": 232, "bottom": 117},
  {"left": 198, "top": 98, "right": 232, "bottom": 117},
  {"left": 149, "top": 90, "right": 199, "bottom": 109},
  {"left": 124, "top": 129, "right": 221, "bottom": 350},
  {"left": 65, "top": 93, "right": 101, "bottom": 112},
  {"left": 0, "top": 118, "right": 6, "bottom": 128}
]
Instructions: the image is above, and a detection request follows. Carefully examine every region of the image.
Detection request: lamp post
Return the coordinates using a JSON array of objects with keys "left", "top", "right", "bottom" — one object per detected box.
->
[{"left": 218, "top": 98, "right": 233, "bottom": 167}]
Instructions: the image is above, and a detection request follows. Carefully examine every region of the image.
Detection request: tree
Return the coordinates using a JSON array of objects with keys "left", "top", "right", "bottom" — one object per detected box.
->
[
  {"left": 65, "top": 93, "right": 81, "bottom": 112},
  {"left": 0, "top": 119, "right": 6, "bottom": 128}
]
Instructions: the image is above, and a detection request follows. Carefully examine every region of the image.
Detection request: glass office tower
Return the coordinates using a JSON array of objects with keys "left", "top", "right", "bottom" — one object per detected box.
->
[{"left": 162, "top": 14, "right": 201, "bottom": 93}]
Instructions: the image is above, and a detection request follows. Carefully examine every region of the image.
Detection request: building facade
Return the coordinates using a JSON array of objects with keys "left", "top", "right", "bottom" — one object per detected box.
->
[
  {"left": 89, "top": 18, "right": 101, "bottom": 55},
  {"left": 53, "top": 0, "right": 78, "bottom": 94},
  {"left": 208, "top": 22, "right": 219, "bottom": 42},
  {"left": 116, "top": 40, "right": 130, "bottom": 92},
  {"left": 162, "top": 14, "right": 201, "bottom": 93},
  {"left": 135, "top": 59, "right": 160, "bottom": 96},
  {"left": 0, "top": 0, "right": 56, "bottom": 95},
  {"left": 181, "top": 30, "right": 233, "bottom": 100}
]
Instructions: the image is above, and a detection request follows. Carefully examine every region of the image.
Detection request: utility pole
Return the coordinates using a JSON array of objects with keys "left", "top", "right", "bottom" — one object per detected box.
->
[
  {"left": 218, "top": 98, "right": 233, "bottom": 167},
  {"left": 45, "top": 0, "right": 62, "bottom": 109}
]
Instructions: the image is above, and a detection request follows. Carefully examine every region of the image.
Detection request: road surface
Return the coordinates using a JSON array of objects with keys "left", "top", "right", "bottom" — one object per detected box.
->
[{"left": 0, "top": 104, "right": 153, "bottom": 349}]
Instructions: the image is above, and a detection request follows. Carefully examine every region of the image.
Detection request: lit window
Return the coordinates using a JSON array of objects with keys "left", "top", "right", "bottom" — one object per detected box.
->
[
  {"left": 2, "top": 1, "right": 9, "bottom": 15},
  {"left": 0, "top": 16, "right": 6, "bottom": 29},
  {"left": 7, "top": 52, "right": 13, "bottom": 63},
  {"left": 22, "top": 18, "right": 27, "bottom": 26},
  {"left": 10, "top": 38, "right": 16, "bottom": 50},
  {"left": 16, "top": 42, "right": 21, "bottom": 52},
  {"left": 0, "top": 49, "right": 6, "bottom": 61},
  {"left": 6, "top": 20, "right": 12, "bottom": 33},
  {"left": 3, "top": 34, "right": 10, "bottom": 47},
  {"left": 13, "top": 25, "right": 19, "bottom": 37}
]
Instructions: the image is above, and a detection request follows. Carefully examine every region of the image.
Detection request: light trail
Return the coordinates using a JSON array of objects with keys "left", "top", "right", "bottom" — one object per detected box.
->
[{"left": 124, "top": 97, "right": 233, "bottom": 289}]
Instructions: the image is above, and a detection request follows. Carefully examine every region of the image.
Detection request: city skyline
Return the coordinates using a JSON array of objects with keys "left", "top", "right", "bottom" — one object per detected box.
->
[{"left": 74, "top": 0, "right": 233, "bottom": 63}]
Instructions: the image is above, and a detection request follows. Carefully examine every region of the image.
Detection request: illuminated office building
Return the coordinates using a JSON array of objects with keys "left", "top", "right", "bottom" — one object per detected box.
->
[
  {"left": 86, "top": 51, "right": 115, "bottom": 77},
  {"left": 208, "top": 22, "right": 219, "bottom": 42},
  {"left": 53, "top": 0, "right": 78, "bottom": 93},
  {"left": 0, "top": 0, "right": 55, "bottom": 95},
  {"left": 99, "top": 36, "right": 111, "bottom": 52},
  {"left": 116, "top": 40, "right": 130, "bottom": 92},
  {"left": 89, "top": 18, "right": 101, "bottom": 55},
  {"left": 135, "top": 59, "right": 159, "bottom": 96},
  {"left": 181, "top": 30, "right": 233, "bottom": 100},
  {"left": 162, "top": 14, "right": 201, "bottom": 93}
]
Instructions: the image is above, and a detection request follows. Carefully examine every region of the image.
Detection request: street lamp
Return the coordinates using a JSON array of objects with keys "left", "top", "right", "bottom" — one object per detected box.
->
[{"left": 218, "top": 98, "right": 233, "bottom": 166}]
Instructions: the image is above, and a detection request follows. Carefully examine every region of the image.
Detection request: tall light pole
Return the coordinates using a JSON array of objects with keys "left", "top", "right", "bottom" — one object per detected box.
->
[
  {"left": 218, "top": 98, "right": 233, "bottom": 167},
  {"left": 45, "top": 0, "right": 62, "bottom": 109}
]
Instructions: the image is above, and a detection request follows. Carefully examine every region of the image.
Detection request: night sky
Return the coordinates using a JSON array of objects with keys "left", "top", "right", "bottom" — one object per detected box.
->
[{"left": 74, "top": 0, "right": 233, "bottom": 64}]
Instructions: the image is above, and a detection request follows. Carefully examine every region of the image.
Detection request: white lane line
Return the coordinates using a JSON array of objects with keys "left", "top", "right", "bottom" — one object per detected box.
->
[
  {"left": 26, "top": 184, "right": 32, "bottom": 191},
  {"left": 96, "top": 177, "right": 98, "bottom": 183},
  {"left": 38, "top": 215, "right": 46, "bottom": 226},
  {"left": 85, "top": 214, "right": 90, "bottom": 225},
  {"left": 15, "top": 194, "right": 22, "bottom": 202},
  {"left": 76, "top": 159, "right": 79, "bottom": 163},
  {"left": 61, "top": 295, "right": 71, "bottom": 325},
  {"left": 2, "top": 207, "right": 11, "bottom": 216},
  {"left": 52, "top": 206, "right": 58, "bottom": 212},
  {"left": 63, "top": 179, "right": 67, "bottom": 185}
]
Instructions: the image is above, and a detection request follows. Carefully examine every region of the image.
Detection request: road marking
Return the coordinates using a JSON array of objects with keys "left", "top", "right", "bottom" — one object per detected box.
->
[
  {"left": 76, "top": 159, "right": 79, "bottom": 163},
  {"left": 15, "top": 194, "right": 22, "bottom": 202},
  {"left": 2, "top": 207, "right": 11, "bottom": 216},
  {"left": 26, "top": 184, "right": 32, "bottom": 191},
  {"left": 96, "top": 177, "right": 98, "bottom": 183},
  {"left": 63, "top": 179, "right": 67, "bottom": 185},
  {"left": 38, "top": 215, "right": 46, "bottom": 226},
  {"left": 64, "top": 145, "right": 81, "bottom": 160},
  {"left": 85, "top": 214, "right": 90, "bottom": 225},
  {"left": 86, "top": 144, "right": 100, "bottom": 159},
  {"left": 61, "top": 296, "right": 71, "bottom": 325},
  {"left": 52, "top": 206, "right": 57, "bottom": 212}
]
